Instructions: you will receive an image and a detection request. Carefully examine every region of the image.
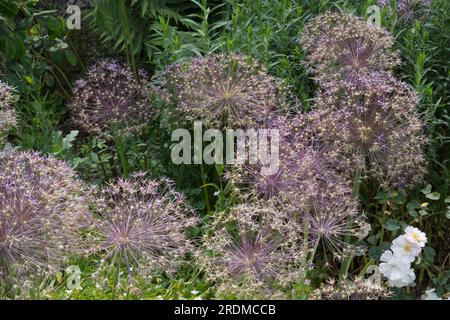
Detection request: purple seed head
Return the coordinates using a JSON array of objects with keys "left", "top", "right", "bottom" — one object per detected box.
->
[
  {"left": 0, "top": 150, "right": 87, "bottom": 295},
  {"left": 199, "top": 204, "right": 304, "bottom": 299},
  {"left": 86, "top": 172, "right": 199, "bottom": 289},
  {"left": 299, "top": 12, "right": 400, "bottom": 86},
  {"left": 297, "top": 73, "right": 428, "bottom": 190},
  {"left": 70, "top": 59, "right": 153, "bottom": 134},
  {"left": 158, "top": 53, "right": 285, "bottom": 129}
]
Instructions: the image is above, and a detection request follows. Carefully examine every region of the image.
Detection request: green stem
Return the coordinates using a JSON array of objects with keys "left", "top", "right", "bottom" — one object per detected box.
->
[
  {"left": 117, "top": 0, "right": 137, "bottom": 75},
  {"left": 358, "top": 259, "right": 375, "bottom": 277},
  {"left": 112, "top": 251, "right": 123, "bottom": 300},
  {"left": 114, "top": 130, "right": 129, "bottom": 179},
  {"left": 200, "top": 163, "right": 212, "bottom": 213}
]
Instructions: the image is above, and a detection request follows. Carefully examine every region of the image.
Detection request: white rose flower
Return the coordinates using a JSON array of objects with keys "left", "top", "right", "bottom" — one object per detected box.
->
[
  {"left": 421, "top": 288, "right": 442, "bottom": 300},
  {"left": 379, "top": 250, "right": 416, "bottom": 288},
  {"left": 391, "top": 235, "right": 422, "bottom": 258},
  {"left": 404, "top": 226, "right": 427, "bottom": 247}
]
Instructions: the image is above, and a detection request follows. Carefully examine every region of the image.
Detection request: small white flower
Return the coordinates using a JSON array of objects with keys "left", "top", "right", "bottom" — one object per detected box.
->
[
  {"left": 194, "top": 297, "right": 203, "bottom": 300},
  {"left": 391, "top": 235, "right": 422, "bottom": 258},
  {"left": 379, "top": 250, "right": 415, "bottom": 288},
  {"left": 404, "top": 226, "right": 427, "bottom": 247},
  {"left": 213, "top": 191, "right": 220, "bottom": 197},
  {"left": 191, "top": 290, "right": 200, "bottom": 295},
  {"left": 304, "top": 279, "right": 311, "bottom": 286},
  {"left": 421, "top": 288, "right": 442, "bottom": 300}
]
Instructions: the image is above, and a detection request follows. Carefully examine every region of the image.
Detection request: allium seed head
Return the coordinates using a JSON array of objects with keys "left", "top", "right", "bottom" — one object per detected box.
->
[
  {"left": 158, "top": 54, "right": 284, "bottom": 128},
  {"left": 0, "top": 150, "right": 86, "bottom": 295},
  {"left": 299, "top": 12, "right": 400, "bottom": 86},
  {"left": 199, "top": 203, "right": 305, "bottom": 299},
  {"left": 296, "top": 73, "right": 428, "bottom": 190},
  {"left": 70, "top": 59, "right": 153, "bottom": 134},
  {"left": 378, "top": 0, "right": 432, "bottom": 23},
  {"left": 86, "top": 172, "right": 198, "bottom": 290},
  {"left": 287, "top": 180, "right": 367, "bottom": 260}
]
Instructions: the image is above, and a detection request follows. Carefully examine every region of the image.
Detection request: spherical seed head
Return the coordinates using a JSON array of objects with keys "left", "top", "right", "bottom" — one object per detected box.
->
[
  {"left": 86, "top": 172, "right": 199, "bottom": 288},
  {"left": 70, "top": 59, "right": 153, "bottom": 134},
  {"left": 298, "top": 12, "right": 400, "bottom": 86},
  {"left": 378, "top": 0, "right": 432, "bottom": 23},
  {"left": 0, "top": 81, "right": 17, "bottom": 144},
  {"left": 226, "top": 115, "right": 341, "bottom": 202},
  {"left": 287, "top": 179, "right": 367, "bottom": 260},
  {"left": 0, "top": 150, "right": 87, "bottom": 294},
  {"left": 199, "top": 203, "right": 305, "bottom": 299},
  {"left": 158, "top": 53, "right": 285, "bottom": 129},
  {"left": 297, "top": 73, "right": 428, "bottom": 190}
]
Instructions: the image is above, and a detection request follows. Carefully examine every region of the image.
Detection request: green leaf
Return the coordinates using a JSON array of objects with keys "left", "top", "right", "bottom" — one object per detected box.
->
[
  {"left": 426, "top": 192, "right": 440, "bottom": 200},
  {"left": 0, "top": 37, "right": 17, "bottom": 61},
  {"left": 384, "top": 219, "right": 401, "bottom": 231},
  {"left": 407, "top": 200, "right": 421, "bottom": 211},
  {"left": 368, "top": 246, "right": 382, "bottom": 260},
  {"left": 0, "top": 2, "right": 19, "bottom": 18},
  {"left": 393, "top": 192, "right": 406, "bottom": 204},
  {"left": 421, "top": 184, "right": 432, "bottom": 195},
  {"left": 62, "top": 131, "right": 79, "bottom": 150},
  {"left": 374, "top": 191, "right": 388, "bottom": 202},
  {"left": 423, "top": 247, "right": 436, "bottom": 264},
  {"left": 65, "top": 50, "right": 77, "bottom": 66},
  {"left": 367, "top": 234, "right": 380, "bottom": 245}
]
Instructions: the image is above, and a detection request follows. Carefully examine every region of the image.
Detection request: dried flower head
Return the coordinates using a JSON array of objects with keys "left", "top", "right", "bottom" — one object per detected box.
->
[
  {"left": 378, "top": 0, "right": 432, "bottom": 23},
  {"left": 297, "top": 73, "right": 428, "bottom": 190},
  {"left": 287, "top": 178, "right": 366, "bottom": 260},
  {"left": 0, "top": 150, "right": 86, "bottom": 295},
  {"left": 158, "top": 53, "right": 284, "bottom": 128},
  {"left": 225, "top": 115, "right": 335, "bottom": 201},
  {"left": 199, "top": 203, "right": 305, "bottom": 299},
  {"left": 310, "top": 276, "right": 392, "bottom": 300},
  {"left": 70, "top": 59, "right": 153, "bottom": 134},
  {"left": 299, "top": 12, "right": 400, "bottom": 86},
  {"left": 0, "top": 81, "right": 17, "bottom": 144},
  {"left": 86, "top": 172, "right": 198, "bottom": 291}
]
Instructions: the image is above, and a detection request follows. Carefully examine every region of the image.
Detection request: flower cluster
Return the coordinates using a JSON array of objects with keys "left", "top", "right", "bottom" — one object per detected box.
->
[
  {"left": 0, "top": 81, "right": 17, "bottom": 145},
  {"left": 297, "top": 73, "right": 428, "bottom": 190},
  {"left": 299, "top": 12, "right": 400, "bottom": 86},
  {"left": 379, "top": 226, "right": 427, "bottom": 287},
  {"left": 0, "top": 150, "right": 86, "bottom": 295},
  {"left": 70, "top": 59, "right": 153, "bottom": 134},
  {"left": 199, "top": 203, "right": 304, "bottom": 299},
  {"left": 158, "top": 53, "right": 284, "bottom": 129},
  {"left": 378, "top": 0, "right": 432, "bottom": 23},
  {"left": 85, "top": 172, "right": 199, "bottom": 290}
]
